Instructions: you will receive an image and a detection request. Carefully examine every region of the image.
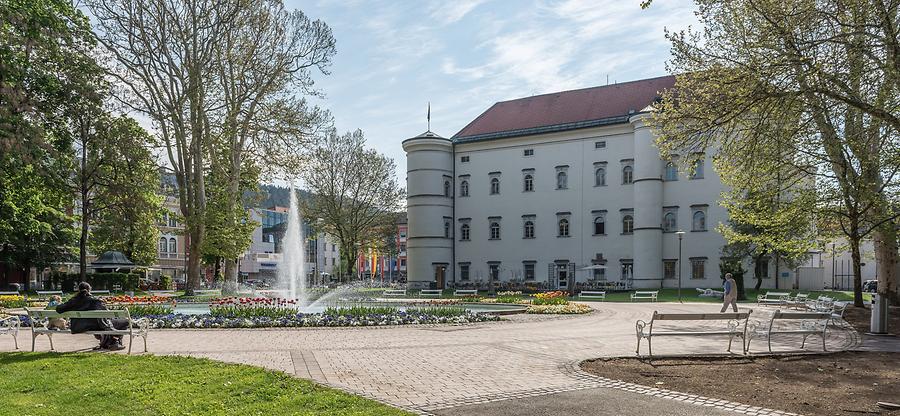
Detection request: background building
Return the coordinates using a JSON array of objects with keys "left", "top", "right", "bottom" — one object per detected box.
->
[{"left": 403, "top": 75, "right": 801, "bottom": 290}]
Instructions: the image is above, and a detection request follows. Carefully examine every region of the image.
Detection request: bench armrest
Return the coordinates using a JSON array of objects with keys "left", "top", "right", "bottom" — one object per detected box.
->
[
  {"left": 133, "top": 317, "right": 152, "bottom": 333},
  {"left": 635, "top": 320, "right": 649, "bottom": 337},
  {"left": 0, "top": 315, "right": 20, "bottom": 329}
]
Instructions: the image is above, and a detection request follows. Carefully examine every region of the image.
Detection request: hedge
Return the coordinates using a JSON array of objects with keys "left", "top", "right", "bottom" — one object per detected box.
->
[{"left": 50, "top": 272, "right": 141, "bottom": 292}]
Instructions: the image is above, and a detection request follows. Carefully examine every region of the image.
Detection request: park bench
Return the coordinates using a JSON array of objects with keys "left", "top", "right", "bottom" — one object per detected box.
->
[
  {"left": 578, "top": 291, "right": 606, "bottom": 301},
  {"left": 635, "top": 310, "right": 753, "bottom": 357},
  {"left": 756, "top": 291, "right": 791, "bottom": 307},
  {"left": 382, "top": 289, "right": 406, "bottom": 297},
  {"left": 746, "top": 310, "right": 831, "bottom": 353},
  {"left": 828, "top": 301, "right": 849, "bottom": 328},
  {"left": 36, "top": 290, "right": 63, "bottom": 298},
  {"left": 0, "top": 291, "right": 20, "bottom": 296},
  {"left": 149, "top": 290, "right": 177, "bottom": 297},
  {"left": 0, "top": 315, "right": 20, "bottom": 349},
  {"left": 91, "top": 290, "right": 110, "bottom": 295},
  {"left": 419, "top": 289, "right": 442, "bottom": 298},
  {"left": 630, "top": 291, "right": 658, "bottom": 302},
  {"left": 26, "top": 308, "right": 150, "bottom": 354},
  {"left": 788, "top": 293, "right": 809, "bottom": 309},
  {"left": 453, "top": 289, "right": 478, "bottom": 297},
  {"left": 805, "top": 295, "right": 834, "bottom": 312}
]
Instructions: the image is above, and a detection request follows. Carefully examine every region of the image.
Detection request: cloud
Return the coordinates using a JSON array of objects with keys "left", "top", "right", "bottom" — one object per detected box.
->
[{"left": 429, "top": 0, "right": 491, "bottom": 23}]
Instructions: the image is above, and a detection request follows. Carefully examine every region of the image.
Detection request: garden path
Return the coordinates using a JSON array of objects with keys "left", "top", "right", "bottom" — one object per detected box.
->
[{"left": 1, "top": 302, "right": 868, "bottom": 415}]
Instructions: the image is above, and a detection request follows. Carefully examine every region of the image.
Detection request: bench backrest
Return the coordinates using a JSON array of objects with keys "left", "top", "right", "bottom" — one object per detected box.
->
[
  {"left": 772, "top": 310, "right": 831, "bottom": 320},
  {"left": 580, "top": 291, "right": 606, "bottom": 295},
  {"left": 764, "top": 292, "right": 791, "bottom": 298},
  {"left": 633, "top": 291, "right": 658, "bottom": 296},
  {"left": 815, "top": 296, "right": 834, "bottom": 302},
  {"left": 27, "top": 308, "right": 132, "bottom": 320},
  {"left": 653, "top": 311, "right": 751, "bottom": 321},
  {"left": 0, "top": 291, "right": 19, "bottom": 295},
  {"left": 455, "top": 290, "right": 477, "bottom": 295},
  {"left": 36, "top": 291, "right": 63, "bottom": 295},
  {"left": 384, "top": 289, "right": 406, "bottom": 294}
]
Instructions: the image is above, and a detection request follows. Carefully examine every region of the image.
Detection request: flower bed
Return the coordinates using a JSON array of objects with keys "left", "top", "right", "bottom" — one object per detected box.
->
[
  {"left": 210, "top": 297, "right": 298, "bottom": 319},
  {"left": 526, "top": 303, "right": 592, "bottom": 314},
  {"left": 137, "top": 309, "right": 498, "bottom": 328},
  {"left": 102, "top": 295, "right": 175, "bottom": 317},
  {"left": 532, "top": 291, "right": 569, "bottom": 305}
]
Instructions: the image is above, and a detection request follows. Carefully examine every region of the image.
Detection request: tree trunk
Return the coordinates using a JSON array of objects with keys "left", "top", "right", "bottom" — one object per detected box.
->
[
  {"left": 873, "top": 224, "right": 899, "bottom": 306},
  {"left": 79, "top": 143, "right": 89, "bottom": 282},
  {"left": 849, "top": 235, "right": 865, "bottom": 307},
  {"left": 754, "top": 253, "right": 764, "bottom": 291},
  {"left": 223, "top": 258, "right": 238, "bottom": 294},
  {"left": 774, "top": 253, "right": 780, "bottom": 290},
  {"left": 185, "top": 226, "right": 203, "bottom": 296}
]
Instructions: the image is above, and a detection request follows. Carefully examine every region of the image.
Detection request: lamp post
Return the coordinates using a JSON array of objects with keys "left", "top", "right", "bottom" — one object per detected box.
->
[{"left": 675, "top": 230, "right": 686, "bottom": 303}]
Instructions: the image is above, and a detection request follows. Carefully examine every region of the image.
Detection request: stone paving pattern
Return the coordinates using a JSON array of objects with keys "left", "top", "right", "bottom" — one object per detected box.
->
[{"left": 0, "top": 302, "right": 868, "bottom": 415}]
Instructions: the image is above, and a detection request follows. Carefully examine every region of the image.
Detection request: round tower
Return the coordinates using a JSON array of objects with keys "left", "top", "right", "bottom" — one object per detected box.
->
[
  {"left": 402, "top": 131, "right": 454, "bottom": 290},
  {"left": 630, "top": 113, "right": 664, "bottom": 289}
]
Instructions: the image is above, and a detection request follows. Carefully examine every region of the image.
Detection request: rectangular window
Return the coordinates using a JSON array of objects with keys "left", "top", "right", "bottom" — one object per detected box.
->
[
  {"left": 755, "top": 257, "right": 770, "bottom": 279},
  {"left": 399, "top": 259, "right": 405, "bottom": 266},
  {"left": 691, "top": 259, "right": 706, "bottom": 279},
  {"left": 459, "top": 263, "right": 470, "bottom": 281},
  {"left": 461, "top": 156, "right": 470, "bottom": 163},
  {"left": 524, "top": 263, "right": 535, "bottom": 280},
  {"left": 663, "top": 260, "right": 677, "bottom": 279},
  {"left": 332, "top": 258, "right": 336, "bottom": 266},
  {"left": 595, "top": 141, "right": 606, "bottom": 149},
  {"left": 523, "top": 148, "right": 534, "bottom": 156}
]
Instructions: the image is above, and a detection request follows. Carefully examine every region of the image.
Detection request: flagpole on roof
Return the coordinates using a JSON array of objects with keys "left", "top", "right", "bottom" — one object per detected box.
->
[{"left": 427, "top": 102, "right": 431, "bottom": 132}]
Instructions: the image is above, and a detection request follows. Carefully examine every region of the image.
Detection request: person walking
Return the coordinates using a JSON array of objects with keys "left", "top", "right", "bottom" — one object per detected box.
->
[{"left": 720, "top": 272, "right": 738, "bottom": 313}]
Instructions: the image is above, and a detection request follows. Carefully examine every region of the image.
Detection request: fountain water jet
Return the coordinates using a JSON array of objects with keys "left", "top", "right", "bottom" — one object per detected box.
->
[{"left": 277, "top": 187, "right": 307, "bottom": 305}]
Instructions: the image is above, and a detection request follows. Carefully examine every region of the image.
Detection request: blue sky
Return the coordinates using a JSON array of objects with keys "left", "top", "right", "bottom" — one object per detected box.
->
[{"left": 292, "top": 0, "right": 698, "bottom": 179}]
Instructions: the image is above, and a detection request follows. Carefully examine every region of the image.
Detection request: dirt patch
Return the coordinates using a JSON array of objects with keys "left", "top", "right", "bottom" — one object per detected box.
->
[
  {"left": 582, "top": 352, "right": 900, "bottom": 415},
  {"left": 843, "top": 304, "right": 900, "bottom": 335}
]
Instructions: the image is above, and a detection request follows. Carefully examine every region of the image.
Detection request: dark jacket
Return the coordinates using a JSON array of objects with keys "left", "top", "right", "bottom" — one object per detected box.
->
[{"left": 56, "top": 293, "right": 113, "bottom": 333}]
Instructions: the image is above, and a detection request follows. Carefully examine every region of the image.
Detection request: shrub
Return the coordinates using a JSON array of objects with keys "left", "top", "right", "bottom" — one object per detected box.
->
[
  {"left": 456, "top": 294, "right": 484, "bottom": 303},
  {"left": 532, "top": 291, "right": 569, "bottom": 305},
  {"left": 158, "top": 275, "right": 173, "bottom": 290},
  {"left": 50, "top": 272, "right": 141, "bottom": 291}
]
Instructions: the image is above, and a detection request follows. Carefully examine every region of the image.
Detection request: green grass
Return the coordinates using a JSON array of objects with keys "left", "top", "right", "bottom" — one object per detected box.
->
[{"left": 0, "top": 353, "right": 410, "bottom": 416}]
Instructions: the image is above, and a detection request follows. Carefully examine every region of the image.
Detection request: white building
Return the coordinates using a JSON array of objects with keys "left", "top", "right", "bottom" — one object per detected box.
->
[{"left": 403, "top": 75, "right": 790, "bottom": 290}]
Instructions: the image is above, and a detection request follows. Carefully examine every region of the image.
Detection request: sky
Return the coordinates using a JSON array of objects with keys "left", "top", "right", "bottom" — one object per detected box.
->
[{"left": 286, "top": 0, "right": 701, "bottom": 181}]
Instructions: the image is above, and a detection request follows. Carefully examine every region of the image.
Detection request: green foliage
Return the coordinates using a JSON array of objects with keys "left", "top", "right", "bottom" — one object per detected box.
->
[
  {"left": 158, "top": 275, "right": 172, "bottom": 291},
  {"left": 323, "top": 306, "right": 399, "bottom": 317},
  {"left": 405, "top": 307, "right": 467, "bottom": 317},
  {"left": 532, "top": 291, "right": 569, "bottom": 305},
  {"left": 0, "top": 353, "right": 410, "bottom": 416},
  {"left": 50, "top": 272, "right": 141, "bottom": 292},
  {"left": 210, "top": 304, "right": 298, "bottom": 320},
  {"left": 124, "top": 304, "right": 172, "bottom": 317}
]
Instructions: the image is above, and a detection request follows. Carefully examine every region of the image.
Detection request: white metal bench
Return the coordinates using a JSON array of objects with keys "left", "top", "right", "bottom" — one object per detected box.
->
[
  {"left": 630, "top": 291, "right": 658, "bottom": 302},
  {"left": 36, "top": 290, "right": 63, "bottom": 298},
  {"left": 0, "top": 315, "right": 20, "bottom": 349},
  {"left": 756, "top": 292, "right": 791, "bottom": 306},
  {"left": 805, "top": 295, "right": 834, "bottom": 312},
  {"left": 453, "top": 289, "right": 478, "bottom": 296},
  {"left": 26, "top": 308, "right": 150, "bottom": 354},
  {"left": 91, "top": 290, "right": 110, "bottom": 295},
  {"left": 419, "top": 289, "right": 442, "bottom": 297},
  {"left": 0, "top": 291, "right": 20, "bottom": 296},
  {"left": 578, "top": 291, "right": 606, "bottom": 301},
  {"left": 382, "top": 289, "right": 407, "bottom": 297},
  {"left": 696, "top": 288, "right": 724, "bottom": 298},
  {"left": 636, "top": 310, "right": 752, "bottom": 357},
  {"left": 747, "top": 310, "right": 831, "bottom": 352}
]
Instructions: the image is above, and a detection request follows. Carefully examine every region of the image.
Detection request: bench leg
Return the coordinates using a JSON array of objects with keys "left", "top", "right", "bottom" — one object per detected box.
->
[
  {"left": 635, "top": 336, "right": 641, "bottom": 355},
  {"left": 48, "top": 333, "right": 54, "bottom": 351},
  {"left": 648, "top": 338, "right": 653, "bottom": 358},
  {"left": 143, "top": 334, "right": 148, "bottom": 353},
  {"left": 128, "top": 333, "right": 133, "bottom": 355},
  {"left": 768, "top": 336, "right": 772, "bottom": 353},
  {"left": 31, "top": 332, "right": 36, "bottom": 352},
  {"left": 801, "top": 334, "right": 808, "bottom": 349},
  {"left": 727, "top": 334, "right": 733, "bottom": 352}
]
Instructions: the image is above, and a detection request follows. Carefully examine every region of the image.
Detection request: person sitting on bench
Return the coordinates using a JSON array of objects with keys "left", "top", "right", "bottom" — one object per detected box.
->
[{"left": 56, "top": 282, "right": 127, "bottom": 351}]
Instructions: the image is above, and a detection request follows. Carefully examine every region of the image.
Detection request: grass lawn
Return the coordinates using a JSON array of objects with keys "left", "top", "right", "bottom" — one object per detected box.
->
[{"left": 0, "top": 353, "right": 410, "bottom": 416}]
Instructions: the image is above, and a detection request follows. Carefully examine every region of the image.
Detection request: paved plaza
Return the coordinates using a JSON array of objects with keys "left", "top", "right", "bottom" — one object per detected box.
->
[{"left": 1, "top": 302, "right": 867, "bottom": 415}]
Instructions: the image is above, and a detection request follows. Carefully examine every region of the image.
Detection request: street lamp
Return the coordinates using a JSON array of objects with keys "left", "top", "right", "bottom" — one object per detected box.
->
[{"left": 675, "top": 230, "right": 686, "bottom": 303}]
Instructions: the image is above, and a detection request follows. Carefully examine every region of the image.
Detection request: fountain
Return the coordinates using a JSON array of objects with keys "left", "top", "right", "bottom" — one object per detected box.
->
[{"left": 278, "top": 187, "right": 307, "bottom": 305}]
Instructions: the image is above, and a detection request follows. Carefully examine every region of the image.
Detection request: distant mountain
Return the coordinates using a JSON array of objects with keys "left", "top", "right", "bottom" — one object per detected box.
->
[{"left": 258, "top": 184, "right": 312, "bottom": 209}]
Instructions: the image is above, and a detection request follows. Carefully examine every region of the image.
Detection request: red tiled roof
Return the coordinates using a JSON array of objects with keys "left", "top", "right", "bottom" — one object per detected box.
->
[{"left": 453, "top": 75, "right": 675, "bottom": 140}]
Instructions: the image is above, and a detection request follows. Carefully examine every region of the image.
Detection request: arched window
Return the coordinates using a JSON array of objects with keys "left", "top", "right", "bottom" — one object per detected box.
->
[
  {"left": 556, "top": 171, "right": 567, "bottom": 189},
  {"left": 444, "top": 180, "right": 451, "bottom": 197},
  {"left": 490, "top": 221, "right": 501, "bottom": 239},
  {"left": 168, "top": 237, "right": 177, "bottom": 254},
  {"left": 622, "top": 215, "right": 634, "bottom": 234},
  {"left": 595, "top": 167, "right": 606, "bottom": 186},
  {"left": 523, "top": 221, "right": 535, "bottom": 238},
  {"left": 460, "top": 224, "right": 470, "bottom": 240},
  {"left": 460, "top": 180, "right": 469, "bottom": 197},
  {"left": 663, "top": 212, "right": 677, "bottom": 232},
  {"left": 158, "top": 237, "right": 168, "bottom": 253},
  {"left": 691, "top": 157, "right": 705, "bottom": 179},
  {"left": 490, "top": 178, "right": 500, "bottom": 194},
  {"left": 523, "top": 174, "right": 533, "bottom": 192},
  {"left": 444, "top": 220, "right": 450, "bottom": 238},
  {"left": 622, "top": 166, "right": 633, "bottom": 184},
  {"left": 593, "top": 216, "right": 605, "bottom": 235},
  {"left": 665, "top": 162, "right": 678, "bottom": 181},
  {"left": 558, "top": 218, "right": 569, "bottom": 237},
  {"left": 693, "top": 210, "right": 707, "bottom": 231}
]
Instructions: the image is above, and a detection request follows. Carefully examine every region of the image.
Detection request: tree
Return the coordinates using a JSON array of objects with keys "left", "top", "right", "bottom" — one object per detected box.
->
[
  {"left": 87, "top": 117, "right": 163, "bottom": 266},
  {"left": 649, "top": 1, "right": 900, "bottom": 310},
  {"left": 301, "top": 130, "right": 405, "bottom": 282},
  {"left": 209, "top": 1, "right": 334, "bottom": 294},
  {"left": 1, "top": 0, "right": 96, "bottom": 288}
]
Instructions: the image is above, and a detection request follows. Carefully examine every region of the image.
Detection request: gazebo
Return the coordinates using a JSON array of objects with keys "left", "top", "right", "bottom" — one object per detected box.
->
[{"left": 90, "top": 251, "right": 135, "bottom": 273}]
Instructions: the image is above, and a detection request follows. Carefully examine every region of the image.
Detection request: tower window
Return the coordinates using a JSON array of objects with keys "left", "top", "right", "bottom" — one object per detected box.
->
[
  {"left": 490, "top": 177, "right": 500, "bottom": 194},
  {"left": 692, "top": 210, "right": 707, "bottom": 231},
  {"left": 460, "top": 224, "right": 470, "bottom": 240},
  {"left": 523, "top": 174, "right": 533, "bottom": 192},
  {"left": 556, "top": 171, "right": 568, "bottom": 189},
  {"left": 558, "top": 218, "right": 570, "bottom": 237},
  {"left": 595, "top": 167, "right": 606, "bottom": 186},
  {"left": 489, "top": 221, "right": 501, "bottom": 240},
  {"left": 523, "top": 221, "right": 535, "bottom": 239},
  {"left": 664, "top": 162, "right": 678, "bottom": 181},
  {"left": 663, "top": 211, "right": 677, "bottom": 232},
  {"left": 622, "top": 215, "right": 634, "bottom": 234},
  {"left": 460, "top": 180, "right": 469, "bottom": 197},
  {"left": 593, "top": 216, "right": 605, "bottom": 235},
  {"left": 444, "top": 180, "right": 451, "bottom": 197},
  {"left": 444, "top": 220, "right": 451, "bottom": 238},
  {"left": 622, "top": 166, "right": 633, "bottom": 184}
]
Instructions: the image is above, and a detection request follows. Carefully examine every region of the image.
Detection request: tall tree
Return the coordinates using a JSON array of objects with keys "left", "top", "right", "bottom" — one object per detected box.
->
[
  {"left": 209, "top": 0, "right": 334, "bottom": 294},
  {"left": 88, "top": 117, "right": 163, "bottom": 266},
  {"left": 301, "top": 130, "right": 405, "bottom": 282},
  {"left": 650, "top": 0, "right": 900, "bottom": 310},
  {"left": 1, "top": 0, "right": 95, "bottom": 288},
  {"left": 88, "top": 0, "right": 242, "bottom": 295}
]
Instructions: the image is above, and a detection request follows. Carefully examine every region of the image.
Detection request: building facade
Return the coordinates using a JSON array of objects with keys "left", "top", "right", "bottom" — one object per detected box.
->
[{"left": 403, "top": 76, "right": 772, "bottom": 290}]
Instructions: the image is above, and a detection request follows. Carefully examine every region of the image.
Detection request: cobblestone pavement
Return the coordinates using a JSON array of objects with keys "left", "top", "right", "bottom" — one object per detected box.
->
[{"left": 1, "top": 302, "right": 865, "bottom": 415}]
